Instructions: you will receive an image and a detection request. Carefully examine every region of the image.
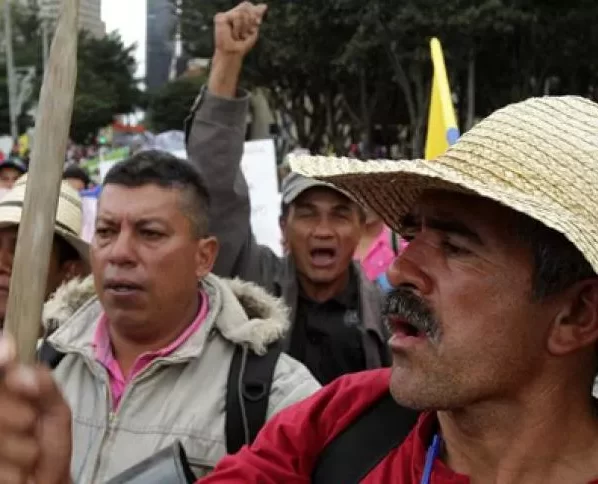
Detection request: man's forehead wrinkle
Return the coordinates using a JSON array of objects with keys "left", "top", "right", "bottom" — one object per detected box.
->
[{"left": 402, "top": 202, "right": 486, "bottom": 246}]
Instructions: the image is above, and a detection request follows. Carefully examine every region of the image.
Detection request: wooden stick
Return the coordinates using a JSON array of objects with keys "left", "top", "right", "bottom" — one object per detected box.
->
[{"left": 4, "top": 0, "right": 80, "bottom": 364}]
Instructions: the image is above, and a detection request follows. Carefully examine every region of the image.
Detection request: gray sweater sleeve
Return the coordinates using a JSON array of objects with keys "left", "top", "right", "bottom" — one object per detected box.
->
[{"left": 185, "top": 88, "right": 280, "bottom": 288}]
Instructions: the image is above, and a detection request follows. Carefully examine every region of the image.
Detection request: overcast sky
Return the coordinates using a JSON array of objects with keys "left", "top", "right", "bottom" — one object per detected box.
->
[{"left": 101, "top": 0, "right": 146, "bottom": 80}]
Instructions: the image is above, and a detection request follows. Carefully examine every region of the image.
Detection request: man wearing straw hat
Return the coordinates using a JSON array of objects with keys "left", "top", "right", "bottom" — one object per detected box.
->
[
  {"left": 202, "top": 95, "right": 598, "bottom": 482},
  {"left": 0, "top": 175, "right": 89, "bottom": 330}
]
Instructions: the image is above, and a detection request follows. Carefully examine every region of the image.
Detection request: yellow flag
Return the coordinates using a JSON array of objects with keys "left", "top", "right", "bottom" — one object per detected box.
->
[
  {"left": 18, "top": 134, "right": 29, "bottom": 157},
  {"left": 425, "top": 38, "right": 459, "bottom": 160}
]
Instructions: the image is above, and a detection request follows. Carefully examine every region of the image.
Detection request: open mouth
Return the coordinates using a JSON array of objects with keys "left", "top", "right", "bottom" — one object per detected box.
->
[
  {"left": 388, "top": 316, "right": 424, "bottom": 339},
  {"left": 309, "top": 248, "right": 337, "bottom": 267}
]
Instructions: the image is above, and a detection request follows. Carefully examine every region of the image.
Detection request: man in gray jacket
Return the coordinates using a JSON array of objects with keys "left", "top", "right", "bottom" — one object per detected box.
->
[
  {"left": 185, "top": 1, "right": 390, "bottom": 384},
  {"left": 21, "top": 150, "right": 319, "bottom": 482}
]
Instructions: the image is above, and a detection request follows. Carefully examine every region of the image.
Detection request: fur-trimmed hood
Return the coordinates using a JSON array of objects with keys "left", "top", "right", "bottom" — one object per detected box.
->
[{"left": 43, "top": 274, "right": 291, "bottom": 355}]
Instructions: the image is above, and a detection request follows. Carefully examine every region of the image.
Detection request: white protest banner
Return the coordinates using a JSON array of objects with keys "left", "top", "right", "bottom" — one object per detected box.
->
[{"left": 240, "top": 139, "right": 282, "bottom": 256}]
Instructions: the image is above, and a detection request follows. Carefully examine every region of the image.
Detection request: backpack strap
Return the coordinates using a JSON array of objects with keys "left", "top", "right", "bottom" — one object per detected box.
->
[
  {"left": 311, "top": 392, "right": 419, "bottom": 483},
  {"left": 225, "top": 342, "right": 282, "bottom": 454},
  {"left": 37, "top": 340, "right": 66, "bottom": 369}
]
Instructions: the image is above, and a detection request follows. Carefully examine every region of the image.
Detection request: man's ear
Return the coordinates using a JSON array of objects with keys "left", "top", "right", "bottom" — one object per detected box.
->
[
  {"left": 195, "top": 236, "right": 219, "bottom": 279},
  {"left": 547, "top": 280, "right": 598, "bottom": 356}
]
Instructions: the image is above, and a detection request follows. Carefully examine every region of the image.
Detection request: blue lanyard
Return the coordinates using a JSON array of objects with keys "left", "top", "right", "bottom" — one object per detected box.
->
[{"left": 420, "top": 433, "right": 442, "bottom": 484}]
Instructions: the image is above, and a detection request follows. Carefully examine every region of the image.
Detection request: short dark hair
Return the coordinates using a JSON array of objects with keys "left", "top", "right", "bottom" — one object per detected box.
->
[
  {"left": 63, "top": 165, "right": 90, "bottom": 188},
  {"left": 103, "top": 150, "right": 211, "bottom": 237},
  {"left": 513, "top": 212, "right": 596, "bottom": 300},
  {"left": 54, "top": 235, "right": 80, "bottom": 265}
]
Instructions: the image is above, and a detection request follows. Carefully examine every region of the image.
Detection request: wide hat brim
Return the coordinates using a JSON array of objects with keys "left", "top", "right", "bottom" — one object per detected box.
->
[
  {"left": 0, "top": 212, "right": 90, "bottom": 265},
  {"left": 291, "top": 95, "right": 598, "bottom": 273},
  {"left": 0, "top": 175, "right": 90, "bottom": 265}
]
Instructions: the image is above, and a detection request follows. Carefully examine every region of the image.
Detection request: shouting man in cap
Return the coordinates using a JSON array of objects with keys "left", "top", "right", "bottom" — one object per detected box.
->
[{"left": 185, "top": 1, "right": 389, "bottom": 385}]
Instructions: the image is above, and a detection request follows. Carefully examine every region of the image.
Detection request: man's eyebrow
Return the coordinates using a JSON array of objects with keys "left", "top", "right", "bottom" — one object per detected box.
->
[
  {"left": 401, "top": 213, "right": 483, "bottom": 245},
  {"left": 135, "top": 217, "right": 169, "bottom": 225},
  {"left": 294, "top": 201, "right": 316, "bottom": 210}
]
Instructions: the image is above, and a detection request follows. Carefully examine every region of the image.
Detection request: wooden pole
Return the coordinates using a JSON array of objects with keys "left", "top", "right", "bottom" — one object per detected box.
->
[{"left": 4, "top": 0, "right": 80, "bottom": 364}]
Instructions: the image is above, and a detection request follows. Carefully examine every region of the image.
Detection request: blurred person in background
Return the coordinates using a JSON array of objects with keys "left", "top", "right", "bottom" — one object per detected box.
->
[
  {"left": 354, "top": 207, "right": 406, "bottom": 282},
  {"left": 63, "top": 164, "right": 91, "bottom": 192},
  {"left": 0, "top": 157, "right": 27, "bottom": 189}
]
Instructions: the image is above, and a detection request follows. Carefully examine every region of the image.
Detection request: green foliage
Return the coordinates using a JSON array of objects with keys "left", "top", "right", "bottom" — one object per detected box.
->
[
  {"left": 0, "top": 3, "right": 142, "bottom": 143},
  {"left": 146, "top": 75, "right": 206, "bottom": 133},
  {"left": 177, "top": 0, "right": 598, "bottom": 157},
  {"left": 71, "top": 32, "right": 143, "bottom": 143}
]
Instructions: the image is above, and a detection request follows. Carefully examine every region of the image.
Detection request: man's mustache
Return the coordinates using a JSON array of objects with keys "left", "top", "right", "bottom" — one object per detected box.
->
[{"left": 383, "top": 287, "right": 440, "bottom": 340}]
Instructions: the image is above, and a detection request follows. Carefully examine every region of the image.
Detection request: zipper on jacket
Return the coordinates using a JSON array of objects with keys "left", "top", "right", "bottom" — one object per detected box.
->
[
  {"left": 114, "top": 357, "right": 181, "bottom": 417},
  {"left": 57, "top": 348, "right": 199, "bottom": 481},
  {"left": 86, "top": 380, "right": 113, "bottom": 484}
]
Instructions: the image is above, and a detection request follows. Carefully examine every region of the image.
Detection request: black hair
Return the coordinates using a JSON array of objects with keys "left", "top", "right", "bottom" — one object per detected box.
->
[
  {"left": 103, "top": 150, "right": 211, "bottom": 237},
  {"left": 513, "top": 212, "right": 596, "bottom": 300},
  {"left": 63, "top": 165, "right": 90, "bottom": 188}
]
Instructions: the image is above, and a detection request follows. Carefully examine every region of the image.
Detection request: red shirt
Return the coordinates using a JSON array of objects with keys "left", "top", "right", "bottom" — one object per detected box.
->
[{"left": 199, "top": 368, "right": 598, "bottom": 483}]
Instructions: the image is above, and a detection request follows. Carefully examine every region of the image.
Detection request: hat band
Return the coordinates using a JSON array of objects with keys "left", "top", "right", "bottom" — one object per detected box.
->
[{"left": 0, "top": 200, "right": 79, "bottom": 237}]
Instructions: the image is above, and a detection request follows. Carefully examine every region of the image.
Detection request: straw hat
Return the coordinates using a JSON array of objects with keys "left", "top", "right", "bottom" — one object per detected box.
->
[
  {"left": 290, "top": 96, "right": 598, "bottom": 272},
  {"left": 0, "top": 175, "right": 89, "bottom": 263}
]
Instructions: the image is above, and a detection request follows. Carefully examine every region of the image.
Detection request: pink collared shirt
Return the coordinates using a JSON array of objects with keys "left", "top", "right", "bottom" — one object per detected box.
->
[
  {"left": 356, "top": 226, "right": 406, "bottom": 281},
  {"left": 93, "top": 290, "right": 209, "bottom": 410}
]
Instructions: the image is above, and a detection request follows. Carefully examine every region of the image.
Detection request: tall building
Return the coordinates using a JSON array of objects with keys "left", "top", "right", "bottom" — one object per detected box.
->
[
  {"left": 38, "top": 0, "right": 106, "bottom": 38},
  {"left": 146, "top": 0, "right": 176, "bottom": 91}
]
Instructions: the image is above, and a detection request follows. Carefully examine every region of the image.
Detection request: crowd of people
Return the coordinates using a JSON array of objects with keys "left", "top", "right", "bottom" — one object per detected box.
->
[{"left": 0, "top": 2, "right": 597, "bottom": 483}]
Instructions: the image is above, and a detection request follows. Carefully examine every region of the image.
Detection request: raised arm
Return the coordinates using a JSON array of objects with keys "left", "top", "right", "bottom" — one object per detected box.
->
[{"left": 185, "top": 3, "right": 273, "bottom": 281}]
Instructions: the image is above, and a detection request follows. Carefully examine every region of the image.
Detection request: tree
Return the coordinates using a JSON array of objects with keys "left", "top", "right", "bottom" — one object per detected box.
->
[
  {"left": 0, "top": 3, "right": 143, "bottom": 142},
  {"left": 70, "top": 32, "right": 144, "bottom": 143},
  {"left": 146, "top": 74, "right": 206, "bottom": 133},
  {"left": 177, "top": 0, "right": 598, "bottom": 158}
]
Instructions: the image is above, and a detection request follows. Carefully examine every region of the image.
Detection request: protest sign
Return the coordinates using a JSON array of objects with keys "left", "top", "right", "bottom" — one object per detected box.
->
[
  {"left": 82, "top": 146, "right": 130, "bottom": 182},
  {"left": 80, "top": 185, "right": 101, "bottom": 243},
  {"left": 240, "top": 139, "right": 282, "bottom": 256}
]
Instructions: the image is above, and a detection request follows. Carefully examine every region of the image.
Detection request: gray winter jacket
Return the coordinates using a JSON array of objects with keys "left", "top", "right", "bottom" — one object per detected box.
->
[
  {"left": 42, "top": 274, "right": 320, "bottom": 482},
  {"left": 185, "top": 88, "right": 390, "bottom": 370}
]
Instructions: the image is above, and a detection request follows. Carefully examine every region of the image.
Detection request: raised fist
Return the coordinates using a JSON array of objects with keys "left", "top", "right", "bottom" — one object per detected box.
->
[{"left": 214, "top": 2, "right": 268, "bottom": 57}]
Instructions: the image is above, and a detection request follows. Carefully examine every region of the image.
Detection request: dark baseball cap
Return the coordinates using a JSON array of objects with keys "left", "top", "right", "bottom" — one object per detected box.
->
[
  {"left": 281, "top": 172, "right": 355, "bottom": 205},
  {"left": 0, "top": 157, "right": 27, "bottom": 174}
]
